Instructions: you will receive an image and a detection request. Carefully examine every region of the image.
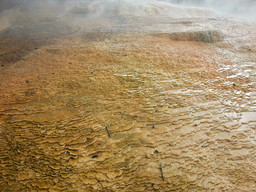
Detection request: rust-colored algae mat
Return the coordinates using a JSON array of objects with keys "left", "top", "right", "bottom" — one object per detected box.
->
[{"left": 0, "top": 4, "right": 256, "bottom": 192}]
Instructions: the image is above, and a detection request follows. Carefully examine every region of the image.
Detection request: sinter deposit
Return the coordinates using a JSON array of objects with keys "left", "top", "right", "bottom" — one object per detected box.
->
[
  {"left": 169, "top": 30, "right": 224, "bottom": 43},
  {"left": 0, "top": 0, "right": 256, "bottom": 191}
]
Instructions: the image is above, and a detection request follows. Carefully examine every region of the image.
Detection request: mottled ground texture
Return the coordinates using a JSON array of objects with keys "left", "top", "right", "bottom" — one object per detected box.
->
[{"left": 0, "top": 17, "right": 256, "bottom": 191}]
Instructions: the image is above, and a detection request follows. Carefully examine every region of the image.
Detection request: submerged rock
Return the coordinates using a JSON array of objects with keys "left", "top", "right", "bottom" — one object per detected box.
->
[{"left": 169, "top": 30, "right": 224, "bottom": 43}]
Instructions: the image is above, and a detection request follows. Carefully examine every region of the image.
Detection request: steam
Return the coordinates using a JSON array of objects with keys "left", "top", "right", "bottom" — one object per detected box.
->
[
  {"left": 166, "top": 0, "right": 256, "bottom": 20},
  {"left": 0, "top": 0, "right": 215, "bottom": 32},
  {"left": 0, "top": 0, "right": 255, "bottom": 33}
]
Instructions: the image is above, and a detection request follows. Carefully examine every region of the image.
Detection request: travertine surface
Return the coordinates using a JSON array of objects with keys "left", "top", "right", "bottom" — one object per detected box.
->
[{"left": 0, "top": 18, "right": 256, "bottom": 191}]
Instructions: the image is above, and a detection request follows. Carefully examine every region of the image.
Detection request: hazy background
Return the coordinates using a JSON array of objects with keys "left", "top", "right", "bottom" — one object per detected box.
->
[
  {"left": 168, "top": 0, "right": 256, "bottom": 19},
  {"left": 0, "top": 0, "right": 255, "bottom": 17},
  {"left": 0, "top": 0, "right": 255, "bottom": 31}
]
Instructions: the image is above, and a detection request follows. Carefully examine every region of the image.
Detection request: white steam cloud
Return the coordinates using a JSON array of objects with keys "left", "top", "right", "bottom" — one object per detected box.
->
[
  {"left": 0, "top": 0, "right": 255, "bottom": 32},
  {"left": 166, "top": 0, "right": 256, "bottom": 20}
]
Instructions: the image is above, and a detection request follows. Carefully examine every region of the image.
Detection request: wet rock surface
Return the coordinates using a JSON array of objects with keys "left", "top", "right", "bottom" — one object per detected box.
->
[
  {"left": 0, "top": 22, "right": 74, "bottom": 66},
  {"left": 0, "top": 18, "right": 256, "bottom": 191},
  {"left": 169, "top": 30, "right": 224, "bottom": 43}
]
